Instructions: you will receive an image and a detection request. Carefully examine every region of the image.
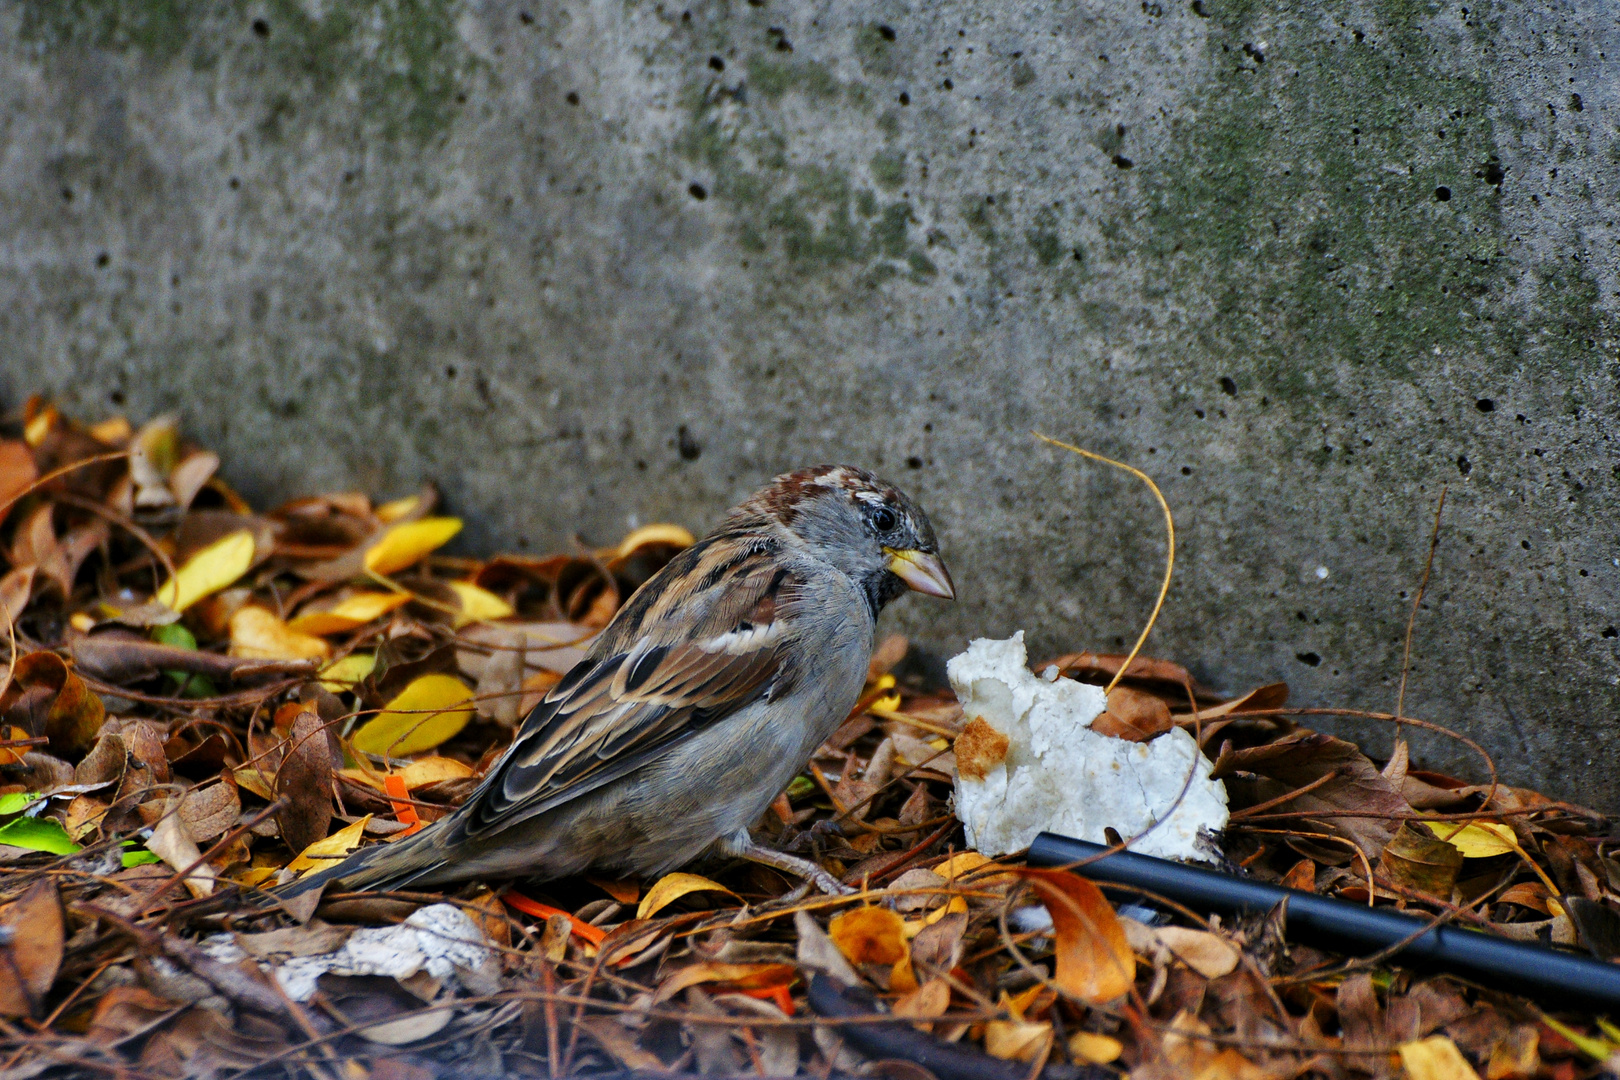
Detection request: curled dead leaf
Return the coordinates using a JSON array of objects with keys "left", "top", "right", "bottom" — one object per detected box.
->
[
  {"left": 1014, "top": 868, "right": 1135, "bottom": 1004},
  {"left": 0, "top": 879, "right": 64, "bottom": 1018}
]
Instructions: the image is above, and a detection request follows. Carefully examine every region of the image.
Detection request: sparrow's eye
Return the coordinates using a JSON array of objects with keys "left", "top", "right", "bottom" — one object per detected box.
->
[{"left": 870, "top": 506, "right": 899, "bottom": 533}]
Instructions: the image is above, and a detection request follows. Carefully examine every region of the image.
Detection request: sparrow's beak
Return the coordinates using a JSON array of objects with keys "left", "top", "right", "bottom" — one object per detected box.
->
[{"left": 884, "top": 548, "right": 956, "bottom": 600}]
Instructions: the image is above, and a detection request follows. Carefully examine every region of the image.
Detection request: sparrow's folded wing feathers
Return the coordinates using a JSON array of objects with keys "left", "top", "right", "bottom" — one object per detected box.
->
[{"left": 454, "top": 536, "right": 800, "bottom": 839}]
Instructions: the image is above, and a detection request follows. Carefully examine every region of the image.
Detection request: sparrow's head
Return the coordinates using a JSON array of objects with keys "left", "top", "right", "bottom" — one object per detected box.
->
[{"left": 745, "top": 465, "right": 954, "bottom": 613}]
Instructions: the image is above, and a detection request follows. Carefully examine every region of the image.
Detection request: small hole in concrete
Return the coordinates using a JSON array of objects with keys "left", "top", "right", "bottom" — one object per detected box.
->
[
  {"left": 1219, "top": 376, "right": 1237, "bottom": 396},
  {"left": 1111, "top": 154, "right": 1133, "bottom": 169},
  {"left": 565, "top": 91, "right": 580, "bottom": 105},
  {"left": 1296, "top": 652, "right": 1321, "bottom": 667},
  {"left": 677, "top": 426, "right": 702, "bottom": 460},
  {"left": 1521, "top": 540, "right": 1530, "bottom": 549},
  {"left": 898, "top": 91, "right": 910, "bottom": 105},
  {"left": 1180, "top": 466, "right": 1192, "bottom": 475},
  {"left": 518, "top": 10, "right": 534, "bottom": 24},
  {"left": 906, "top": 456, "right": 923, "bottom": 469},
  {"left": 1570, "top": 93, "right": 1584, "bottom": 112},
  {"left": 110, "top": 390, "right": 126, "bottom": 406},
  {"left": 1602, "top": 627, "right": 1617, "bottom": 638},
  {"left": 1434, "top": 185, "right": 1452, "bottom": 201},
  {"left": 229, "top": 177, "right": 240, "bottom": 189},
  {"left": 708, "top": 55, "right": 724, "bottom": 70},
  {"left": 688, "top": 183, "right": 707, "bottom": 200},
  {"left": 61, "top": 187, "right": 72, "bottom": 201},
  {"left": 878, "top": 24, "right": 896, "bottom": 40},
  {"left": 942, "top": 78, "right": 954, "bottom": 90},
  {"left": 1482, "top": 161, "right": 1504, "bottom": 185},
  {"left": 251, "top": 17, "right": 269, "bottom": 37},
  {"left": 1457, "top": 455, "right": 1471, "bottom": 476},
  {"left": 96, "top": 252, "right": 109, "bottom": 267},
  {"left": 1476, "top": 398, "right": 1494, "bottom": 412}
]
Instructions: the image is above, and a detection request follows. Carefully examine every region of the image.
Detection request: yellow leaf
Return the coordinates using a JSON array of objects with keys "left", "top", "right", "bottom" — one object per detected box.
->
[
  {"left": 229, "top": 606, "right": 331, "bottom": 661},
  {"left": 1016, "top": 868, "right": 1135, "bottom": 1004},
  {"left": 613, "top": 524, "right": 695, "bottom": 560},
  {"left": 985, "top": 1019, "right": 1052, "bottom": 1062},
  {"left": 233, "top": 768, "right": 276, "bottom": 801},
  {"left": 156, "top": 530, "right": 256, "bottom": 612},
  {"left": 1399, "top": 1036, "right": 1483, "bottom": 1080},
  {"left": 904, "top": 894, "right": 970, "bottom": 938},
  {"left": 289, "top": 592, "right": 410, "bottom": 636},
  {"left": 1432, "top": 821, "right": 1518, "bottom": 859},
  {"left": 448, "top": 581, "right": 514, "bottom": 627},
  {"left": 234, "top": 866, "right": 280, "bottom": 889},
  {"left": 400, "top": 755, "right": 475, "bottom": 789},
  {"left": 935, "top": 851, "right": 1015, "bottom": 886},
  {"left": 1069, "top": 1032, "right": 1123, "bottom": 1064},
  {"left": 319, "top": 652, "right": 377, "bottom": 692},
  {"left": 636, "top": 872, "right": 739, "bottom": 920},
  {"left": 364, "top": 517, "right": 462, "bottom": 575},
  {"left": 88, "top": 416, "right": 132, "bottom": 444},
  {"left": 286, "top": 815, "right": 372, "bottom": 876},
  {"left": 351, "top": 674, "right": 475, "bottom": 757},
  {"left": 374, "top": 495, "right": 420, "bottom": 523}
]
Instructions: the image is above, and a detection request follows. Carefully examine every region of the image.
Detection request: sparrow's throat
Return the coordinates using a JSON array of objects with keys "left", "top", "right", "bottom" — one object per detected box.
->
[{"left": 883, "top": 548, "right": 956, "bottom": 600}]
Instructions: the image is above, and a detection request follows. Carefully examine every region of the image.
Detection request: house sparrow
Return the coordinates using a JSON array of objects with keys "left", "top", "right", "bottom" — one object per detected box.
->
[{"left": 280, "top": 465, "right": 952, "bottom": 898}]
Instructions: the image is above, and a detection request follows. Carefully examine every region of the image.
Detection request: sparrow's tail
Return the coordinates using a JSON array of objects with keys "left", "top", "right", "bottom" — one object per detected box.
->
[{"left": 271, "top": 820, "right": 449, "bottom": 901}]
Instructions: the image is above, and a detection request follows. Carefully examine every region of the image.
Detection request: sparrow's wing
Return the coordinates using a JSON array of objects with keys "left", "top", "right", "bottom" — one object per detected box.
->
[{"left": 454, "top": 533, "right": 800, "bottom": 839}]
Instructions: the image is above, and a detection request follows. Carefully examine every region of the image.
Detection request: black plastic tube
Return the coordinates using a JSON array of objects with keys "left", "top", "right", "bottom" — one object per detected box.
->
[{"left": 1027, "top": 831, "right": 1620, "bottom": 1010}]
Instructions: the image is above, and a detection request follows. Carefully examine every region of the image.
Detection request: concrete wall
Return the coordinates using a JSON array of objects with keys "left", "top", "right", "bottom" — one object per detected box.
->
[{"left": 2, "top": 1, "right": 1616, "bottom": 806}]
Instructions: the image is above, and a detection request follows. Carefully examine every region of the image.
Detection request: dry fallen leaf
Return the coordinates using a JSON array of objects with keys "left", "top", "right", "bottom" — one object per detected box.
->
[
  {"left": 229, "top": 605, "right": 332, "bottom": 661},
  {"left": 287, "top": 591, "right": 411, "bottom": 636},
  {"left": 147, "top": 810, "right": 215, "bottom": 899},
  {"left": 1154, "top": 925, "right": 1241, "bottom": 980},
  {"left": 285, "top": 815, "right": 372, "bottom": 876},
  {"left": 1015, "top": 868, "right": 1135, "bottom": 1004},
  {"left": 363, "top": 517, "right": 463, "bottom": 575},
  {"left": 984, "top": 1018, "right": 1052, "bottom": 1062},
  {"left": 828, "top": 905, "right": 909, "bottom": 966},
  {"left": 156, "top": 529, "right": 256, "bottom": 612},
  {"left": 636, "top": 871, "right": 739, "bottom": 920},
  {"left": 350, "top": 673, "right": 475, "bottom": 757},
  {"left": 1090, "top": 684, "right": 1174, "bottom": 742},
  {"left": 277, "top": 707, "right": 334, "bottom": 855},
  {"left": 0, "top": 650, "right": 106, "bottom": 758},
  {"left": 0, "top": 880, "right": 64, "bottom": 1018},
  {"left": 1400, "top": 1035, "right": 1484, "bottom": 1080}
]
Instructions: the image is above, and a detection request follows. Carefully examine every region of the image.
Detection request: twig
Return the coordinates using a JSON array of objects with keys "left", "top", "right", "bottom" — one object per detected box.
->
[
  {"left": 1033, "top": 432, "right": 1174, "bottom": 695},
  {"left": 1395, "top": 485, "right": 1447, "bottom": 738}
]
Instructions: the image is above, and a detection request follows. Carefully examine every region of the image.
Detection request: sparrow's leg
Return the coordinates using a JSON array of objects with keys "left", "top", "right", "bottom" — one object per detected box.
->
[{"left": 716, "top": 831, "right": 855, "bottom": 896}]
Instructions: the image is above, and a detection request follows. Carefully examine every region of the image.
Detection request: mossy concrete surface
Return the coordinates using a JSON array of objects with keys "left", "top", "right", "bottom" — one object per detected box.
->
[{"left": 1, "top": 2, "right": 1616, "bottom": 804}]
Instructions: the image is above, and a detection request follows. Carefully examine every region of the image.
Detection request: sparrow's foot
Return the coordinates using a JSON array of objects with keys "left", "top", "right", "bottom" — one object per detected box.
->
[{"left": 716, "top": 831, "right": 855, "bottom": 896}]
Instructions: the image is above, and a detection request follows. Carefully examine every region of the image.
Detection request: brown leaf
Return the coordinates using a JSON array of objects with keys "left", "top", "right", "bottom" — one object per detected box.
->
[
  {"left": 1015, "top": 868, "right": 1135, "bottom": 1003},
  {"left": 0, "top": 567, "right": 35, "bottom": 631},
  {"left": 0, "top": 440, "right": 38, "bottom": 508},
  {"left": 148, "top": 809, "right": 215, "bottom": 898},
  {"left": 0, "top": 650, "right": 106, "bottom": 759},
  {"left": 0, "top": 880, "right": 64, "bottom": 1018},
  {"left": 277, "top": 707, "right": 334, "bottom": 856},
  {"left": 178, "top": 781, "right": 241, "bottom": 843},
  {"left": 1379, "top": 821, "right": 1465, "bottom": 899},
  {"left": 909, "top": 911, "right": 967, "bottom": 976},
  {"left": 1090, "top": 685, "right": 1173, "bottom": 742},
  {"left": 84, "top": 986, "right": 181, "bottom": 1045},
  {"left": 1214, "top": 730, "right": 1410, "bottom": 858},
  {"left": 1337, "top": 972, "right": 1386, "bottom": 1050},
  {"left": 121, "top": 720, "right": 170, "bottom": 783},
  {"left": 73, "top": 731, "right": 126, "bottom": 788}
]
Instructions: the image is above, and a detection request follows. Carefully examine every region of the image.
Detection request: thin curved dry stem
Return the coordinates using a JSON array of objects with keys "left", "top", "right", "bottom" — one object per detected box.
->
[
  {"left": 51, "top": 489, "right": 179, "bottom": 584},
  {"left": 1032, "top": 432, "right": 1174, "bottom": 695},
  {"left": 1396, "top": 485, "right": 1447, "bottom": 734},
  {"left": 0, "top": 449, "right": 129, "bottom": 525}
]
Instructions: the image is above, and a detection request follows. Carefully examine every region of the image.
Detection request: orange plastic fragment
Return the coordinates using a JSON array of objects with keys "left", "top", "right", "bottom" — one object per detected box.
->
[
  {"left": 739, "top": 983, "right": 796, "bottom": 1016},
  {"left": 382, "top": 774, "right": 424, "bottom": 837},
  {"left": 501, "top": 890, "right": 607, "bottom": 947}
]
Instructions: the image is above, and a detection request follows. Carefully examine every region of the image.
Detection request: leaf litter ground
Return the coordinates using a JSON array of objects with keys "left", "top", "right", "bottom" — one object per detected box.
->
[{"left": 0, "top": 397, "right": 1615, "bottom": 1080}]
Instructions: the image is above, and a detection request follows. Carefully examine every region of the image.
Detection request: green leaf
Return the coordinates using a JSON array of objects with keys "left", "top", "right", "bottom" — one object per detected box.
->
[
  {"left": 0, "top": 792, "right": 41, "bottom": 816},
  {"left": 121, "top": 848, "right": 162, "bottom": 868},
  {"left": 151, "top": 622, "right": 198, "bottom": 650},
  {"left": 0, "top": 817, "right": 81, "bottom": 856},
  {"left": 786, "top": 775, "right": 817, "bottom": 800}
]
